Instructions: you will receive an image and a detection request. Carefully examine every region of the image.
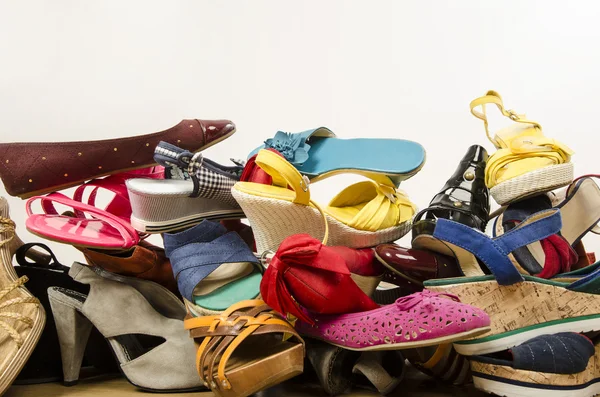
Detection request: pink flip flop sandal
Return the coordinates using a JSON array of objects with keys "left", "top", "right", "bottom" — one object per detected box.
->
[
  {"left": 25, "top": 167, "right": 163, "bottom": 249},
  {"left": 295, "top": 290, "right": 491, "bottom": 351},
  {"left": 26, "top": 193, "right": 140, "bottom": 249}
]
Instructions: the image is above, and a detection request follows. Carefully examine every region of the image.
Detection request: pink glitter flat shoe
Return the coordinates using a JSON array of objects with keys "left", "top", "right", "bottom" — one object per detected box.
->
[{"left": 295, "top": 290, "right": 491, "bottom": 351}]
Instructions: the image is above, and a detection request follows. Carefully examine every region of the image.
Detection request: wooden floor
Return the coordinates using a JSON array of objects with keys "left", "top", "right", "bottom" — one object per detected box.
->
[{"left": 5, "top": 368, "right": 489, "bottom": 397}]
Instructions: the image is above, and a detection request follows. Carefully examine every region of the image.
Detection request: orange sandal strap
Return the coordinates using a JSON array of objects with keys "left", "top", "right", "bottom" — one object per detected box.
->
[{"left": 184, "top": 300, "right": 304, "bottom": 391}]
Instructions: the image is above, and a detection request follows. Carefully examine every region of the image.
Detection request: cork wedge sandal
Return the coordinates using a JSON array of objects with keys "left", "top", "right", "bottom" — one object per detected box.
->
[
  {"left": 424, "top": 208, "right": 600, "bottom": 356},
  {"left": 184, "top": 299, "right": 305, "bottom": 397}
]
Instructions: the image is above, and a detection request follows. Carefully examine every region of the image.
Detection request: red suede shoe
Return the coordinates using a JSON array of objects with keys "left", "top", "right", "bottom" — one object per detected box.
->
[{"left": 260, "top": 234, "right": 380, "bottom": 324}]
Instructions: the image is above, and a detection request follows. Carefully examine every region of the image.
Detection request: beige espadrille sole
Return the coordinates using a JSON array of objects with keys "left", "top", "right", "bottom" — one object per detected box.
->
[
  {"left": 471, "top": 344, "right": 600, "bottom": 397},
  {"left": 231, "top": 188, "right": 411, "bottom": 253},
  {"left": 490, "top": 163, "right": 574, "bottom": 205},
  {"left": 426, "top": 278, "right": 600, "bottom": 356}
]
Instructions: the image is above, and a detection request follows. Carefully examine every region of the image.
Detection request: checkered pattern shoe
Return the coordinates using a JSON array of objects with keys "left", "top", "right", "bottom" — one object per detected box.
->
[{"left": 127, "top": 141, "right": 245, "bottom": 234}]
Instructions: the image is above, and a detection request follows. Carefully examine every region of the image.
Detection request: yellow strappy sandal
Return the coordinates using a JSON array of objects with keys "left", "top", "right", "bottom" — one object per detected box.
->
[
  {"left": 231, "top": 149, "right": 416, "bottom": 253},
  {"left": 470, "top": 90, "right": 574, "bottom": 205}
]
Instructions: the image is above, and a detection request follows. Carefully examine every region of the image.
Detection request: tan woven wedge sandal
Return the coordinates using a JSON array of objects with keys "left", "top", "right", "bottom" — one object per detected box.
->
[
  {"left": 184, "top": 299, "right": 305, "bottom": 397},
  {"left": 232, "top": 149, "right": 415, "bottom": 253},
  {"left": 0, "top": 197, "right": 45, "bottom": 395}
]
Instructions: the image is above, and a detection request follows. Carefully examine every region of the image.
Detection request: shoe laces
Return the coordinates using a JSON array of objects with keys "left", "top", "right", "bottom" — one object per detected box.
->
[{"left": 0, "top": 216, "right": 40, "bottom": 348}]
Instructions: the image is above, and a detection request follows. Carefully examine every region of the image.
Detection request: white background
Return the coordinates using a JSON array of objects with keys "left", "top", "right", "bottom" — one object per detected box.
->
[{"left": 1, "top": 1, "right": 599, "bottom": 263}]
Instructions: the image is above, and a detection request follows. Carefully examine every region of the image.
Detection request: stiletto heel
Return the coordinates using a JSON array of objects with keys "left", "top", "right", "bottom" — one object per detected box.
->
[{"left": 48, "top": 290, "right": 93, "bottom": 386}]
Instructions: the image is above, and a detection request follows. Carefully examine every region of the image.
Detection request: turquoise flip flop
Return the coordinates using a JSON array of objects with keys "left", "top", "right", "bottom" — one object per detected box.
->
[{"left": 249, "top": 127, "right": 426, "bottom": 186}]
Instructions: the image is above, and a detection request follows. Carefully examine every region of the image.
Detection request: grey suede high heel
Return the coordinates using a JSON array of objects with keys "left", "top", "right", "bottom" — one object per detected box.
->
[{"left": 48, "top": 262, "right": 204, "bottom": 392}]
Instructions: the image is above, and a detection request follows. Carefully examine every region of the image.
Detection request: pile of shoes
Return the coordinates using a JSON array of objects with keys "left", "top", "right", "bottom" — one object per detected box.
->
[{"left": 0, "top": 91, "right": 595, "bottom": 397}]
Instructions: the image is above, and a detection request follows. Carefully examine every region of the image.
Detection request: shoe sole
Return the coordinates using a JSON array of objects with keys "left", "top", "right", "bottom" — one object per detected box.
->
[
  {"left": 490, "top": 163, "right": 573, "bottom": 205},
  {"left": 472, "top": 372, "right": 600, "bottom": 397},
  {"left": 426, "top": 278, "right": 600, "bottom": 356},
  {"left": 306, "top": 326, "right": 491, "bottom": 352},
  {"left": 232, "top": 187, "right": 412, "bottom": 253},
  {"left": 131, "top": 210, "right": 245, "bottom": 234},
  {"left": 454, "top": 314, "right": 600, "bottom": 356},
  {"left": 15, "top": 128, "right": 236, "bottom": 199}
]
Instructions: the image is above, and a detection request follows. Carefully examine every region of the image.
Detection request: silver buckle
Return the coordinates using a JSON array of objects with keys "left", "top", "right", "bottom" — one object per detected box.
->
[{"left": 300, "top": 175, "right": 310, "bottom": 192}]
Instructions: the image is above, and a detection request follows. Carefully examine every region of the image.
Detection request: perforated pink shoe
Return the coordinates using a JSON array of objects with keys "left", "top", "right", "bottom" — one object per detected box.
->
[{"left": 295, "top": 290, "right": 491, "bottom": 351}]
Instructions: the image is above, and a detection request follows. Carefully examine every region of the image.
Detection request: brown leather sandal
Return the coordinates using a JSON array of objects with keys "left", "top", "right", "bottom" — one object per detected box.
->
[
  {"left": 184, "top": 299, "right": 305, "bottom": 397},
  {"left": 0, "top": 119, "right": 235, "bottom": 198}
]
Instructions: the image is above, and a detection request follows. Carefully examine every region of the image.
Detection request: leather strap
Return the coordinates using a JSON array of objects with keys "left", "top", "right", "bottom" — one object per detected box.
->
[
  {"left": 352, "top": 352, "right": 404, "bottom": 395},
  {"left": 567, "top": 175, "right": 600, "bottom": 235},
  {"left": 184, "top": 299, "right": 304, "bottom": 391},
  {"left": 154, "top": 141, "right": 206, "bottom": 197},
  {"left": 433, "top": 209, "right": 562, "bottom": 285},
  {"left": 255, "top": 150, "right": 310, "bottom": 204},
  {"left": 255, "top": 149, "right": 330, "bottom": 244},
  {"left": 26, "top": 193, "right": 139, "bottom": 248},
  {"left": 336, "top": 183, "right": 415, "bottom": 231},
  {"left": 168, "top": 230, "right": 259, "bottom": 302},
  {"left": 15, "top": 242, "right": 65, "bottom": 271},
  {"left": 470, "top": 90, "right": 542, "bottom": 146},
  {"left": 248, "top": 127, "right": 336, "bottom": 165},
  {"left": 470, "top": 91, "right": 573, "bottom": 188}
]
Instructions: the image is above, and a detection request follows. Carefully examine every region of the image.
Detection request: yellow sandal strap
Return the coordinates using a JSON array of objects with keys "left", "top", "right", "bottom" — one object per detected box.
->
[
  {"left": 329, "top": 182, "right": 416, "bottom": 231},
  {"left": 255, "top": 150, "right": 310, "bottom": 204},
  {"left": 254, "top": 149, "right": 330, "bottom": 244},
  {"left": 470, "top": 90, "right": 542, "bottom": 147}
]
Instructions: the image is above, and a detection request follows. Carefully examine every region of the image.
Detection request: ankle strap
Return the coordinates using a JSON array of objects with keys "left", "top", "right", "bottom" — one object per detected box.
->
[
  {"left": 470, "top": 90, "right": 542, "bottom": 147},
  {"left": 433, "top": 209, "right": 562, "bottom": 285},
  {"left": 255, "top": 149, "right": 330, "bottom": 244}
]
